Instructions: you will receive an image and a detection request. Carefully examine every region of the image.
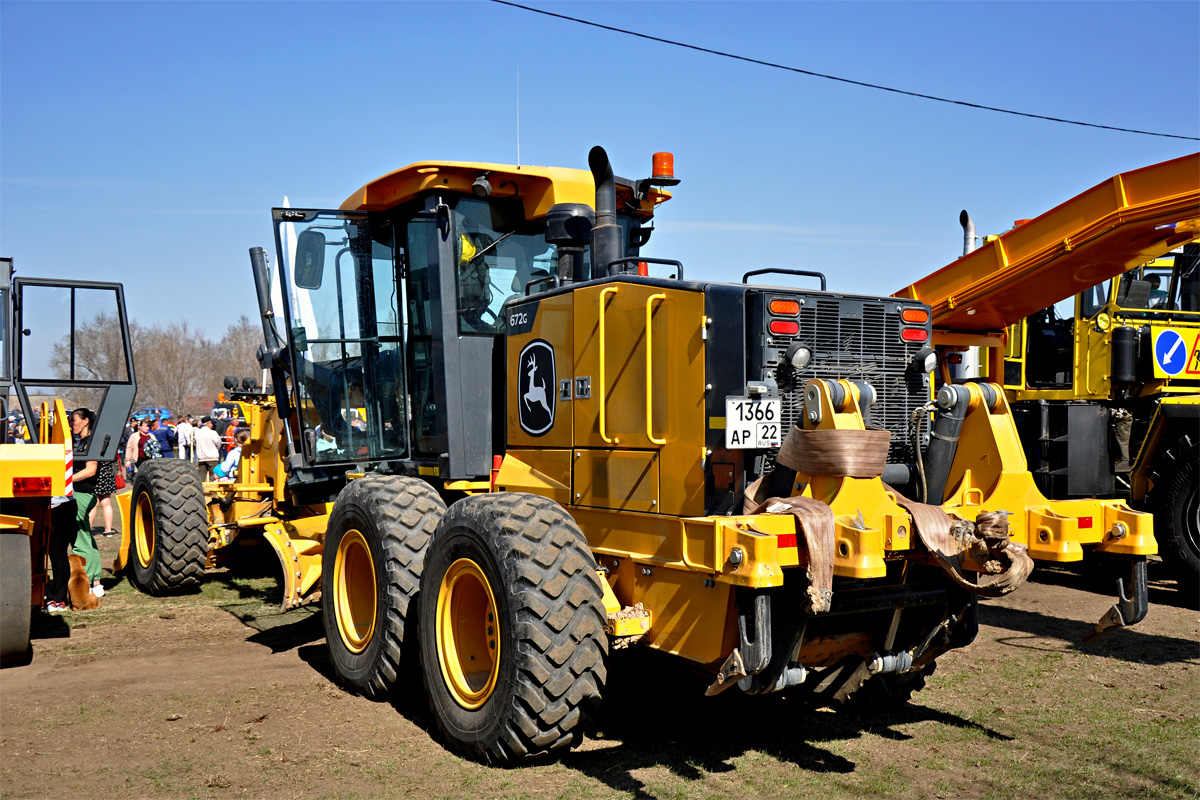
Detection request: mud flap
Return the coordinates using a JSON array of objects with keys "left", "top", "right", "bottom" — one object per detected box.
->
[{"left": 1084, "top": 556, "right": 1149, "bottom": 642}]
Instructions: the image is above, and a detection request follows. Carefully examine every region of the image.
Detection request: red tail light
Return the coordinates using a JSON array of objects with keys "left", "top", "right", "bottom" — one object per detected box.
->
[
  {"left": 900, "top": 328, "right": 929, "bottom": 343},
  {"left": 769, "top": 320, "right": 799, "bottom": 336},
  {"left": 13, "top": 477, "right": 52, "bottom": 493}
]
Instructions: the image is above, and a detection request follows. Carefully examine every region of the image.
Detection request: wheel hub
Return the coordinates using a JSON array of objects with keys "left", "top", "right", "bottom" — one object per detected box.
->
[
  {"left": 334, "top": 529, "right": 377, "bottom": 654},
  {"left": 436, "top": 558, "right": 500, "bottom": 710},
  {"left": 134, "top": 492, "right": 155, "bottom": 568}
]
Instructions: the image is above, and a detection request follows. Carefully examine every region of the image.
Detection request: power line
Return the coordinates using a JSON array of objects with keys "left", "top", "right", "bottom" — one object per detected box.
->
[{"left": 491, "top": 0, "right": 1199, "bottom": 142}]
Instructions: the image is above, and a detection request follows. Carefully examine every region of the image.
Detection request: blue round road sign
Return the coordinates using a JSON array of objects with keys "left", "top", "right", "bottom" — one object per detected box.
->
[{"left": 1154, "top": 330, "right": 1187, "bottom": 376}]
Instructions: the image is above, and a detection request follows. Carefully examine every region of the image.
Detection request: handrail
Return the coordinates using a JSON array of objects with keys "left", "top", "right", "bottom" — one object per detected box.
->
[
  {"left": 607, "top": 257, "right": 685, "bottom": 280},
  {"left": 598, "top": 287, "right": 619, "bottom": 444},
  {"left": 742, "top": 268, "right": 827, "bottom": 291},
  {"left": 645, "top": 293, "right": 667, "bottom": 445}
]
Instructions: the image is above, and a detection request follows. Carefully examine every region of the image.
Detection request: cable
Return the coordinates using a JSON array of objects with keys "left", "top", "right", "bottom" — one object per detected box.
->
[{"left": 492, "top": 0, "right": 1199, "bottom": 142}]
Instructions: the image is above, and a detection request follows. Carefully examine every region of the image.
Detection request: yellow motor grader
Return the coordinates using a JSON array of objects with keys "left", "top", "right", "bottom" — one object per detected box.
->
[{"left": 117, "top": 147, "right": 1096, "bottom": 764}]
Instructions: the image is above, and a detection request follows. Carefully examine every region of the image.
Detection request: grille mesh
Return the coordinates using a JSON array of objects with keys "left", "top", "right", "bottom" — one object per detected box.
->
[{"left": 772, "top": 299, "right": 927, "bottom": 463}]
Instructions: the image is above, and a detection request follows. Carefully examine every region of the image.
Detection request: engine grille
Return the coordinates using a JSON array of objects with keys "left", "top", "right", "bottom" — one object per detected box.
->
[{"left": 769, "top": 297, "right": 929, "bottom": 463}]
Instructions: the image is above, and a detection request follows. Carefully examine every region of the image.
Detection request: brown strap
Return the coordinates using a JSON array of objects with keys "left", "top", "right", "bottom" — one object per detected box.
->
[
  {"left": 886, "top": 486, "right": 1033, "bottom": 598},
  {"left": 744, "top": 478, "right": 835, "bottom": 614},
  {"left": 777, "top": 426, "right": 891, "bottom": 478}
]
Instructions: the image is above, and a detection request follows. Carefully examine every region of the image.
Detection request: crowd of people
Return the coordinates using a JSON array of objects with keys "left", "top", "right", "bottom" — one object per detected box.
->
[
  {"left": 121, "top": 411, "right": 247, "bottom": 482},
  {"left": 41, "top": 407, "right": 249, "bottom": 613}
]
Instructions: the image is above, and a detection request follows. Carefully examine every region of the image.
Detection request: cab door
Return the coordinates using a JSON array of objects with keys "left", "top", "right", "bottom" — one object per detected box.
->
[
  {"left": 273, "top": 208, "right": 407, "bottom": 466},
  {"left": 12, "top": 276, "right": 136, "bottom": 459}
]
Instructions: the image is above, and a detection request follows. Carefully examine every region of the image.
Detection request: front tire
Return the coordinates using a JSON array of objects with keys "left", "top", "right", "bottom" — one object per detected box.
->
[
  {"left": 1154, "top": 435, "right": 1199, "bottom": 592},
  {"left": 322, "top": 475, "right": 445, "bottom": 699},
  {"left": 418, "top": 493, "right": 607, "bottom": 764},
  {"left": 128, "top": 460, "right": 208, "bottom": 594},
  {"left": 0, "top": 534, "right": 32, "bottom": 667}
]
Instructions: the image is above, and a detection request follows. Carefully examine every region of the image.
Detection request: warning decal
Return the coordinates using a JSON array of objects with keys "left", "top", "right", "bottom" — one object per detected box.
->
[{"left": 1187, "top": 332, "right": 1200, "bottom": 376}]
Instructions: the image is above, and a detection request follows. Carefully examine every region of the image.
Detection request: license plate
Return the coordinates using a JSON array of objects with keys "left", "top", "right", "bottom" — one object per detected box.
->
[{"left": 724, "top": 397, "right": 783, "bottom": 449}]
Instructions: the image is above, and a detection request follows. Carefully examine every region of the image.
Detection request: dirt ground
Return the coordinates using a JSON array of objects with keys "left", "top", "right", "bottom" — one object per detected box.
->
[{"left": 1, "top": 529, "right": 1197, "bottom": 800}]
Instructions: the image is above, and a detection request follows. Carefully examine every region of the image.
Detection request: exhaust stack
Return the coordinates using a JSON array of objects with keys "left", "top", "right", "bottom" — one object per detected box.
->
[
  {"left": 589, "top": 145, "right": 623, "bottom": 278},
  {"left": 960, "top": 210, "right": 977, "bottom": 256}
]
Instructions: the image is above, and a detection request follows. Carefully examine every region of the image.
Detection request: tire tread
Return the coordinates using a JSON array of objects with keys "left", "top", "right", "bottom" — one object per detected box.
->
[{"left": 130, "top": 460, "right": 208, "bottom": 594}]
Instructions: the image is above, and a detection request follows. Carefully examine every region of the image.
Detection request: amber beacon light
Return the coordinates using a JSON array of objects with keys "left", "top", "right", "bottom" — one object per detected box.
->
[{"left": 651, "top": 152, "right": 680, "bottom": 186}]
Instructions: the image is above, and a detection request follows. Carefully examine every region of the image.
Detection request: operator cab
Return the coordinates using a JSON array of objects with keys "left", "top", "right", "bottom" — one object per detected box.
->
[
  {"left": 4, "top": 259, "right": 136, "bottom": 459},
  {"left": 1017, "top": 243, "right": 1200, "bottom": 390},
  {"left": 269, "top": 163, "right": 662, "bottom": 483}
]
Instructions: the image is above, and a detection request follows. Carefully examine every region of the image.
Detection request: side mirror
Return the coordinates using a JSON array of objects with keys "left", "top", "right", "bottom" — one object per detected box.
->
[{"left": 294, "top": 229, "right": 326, "bottom": 289}]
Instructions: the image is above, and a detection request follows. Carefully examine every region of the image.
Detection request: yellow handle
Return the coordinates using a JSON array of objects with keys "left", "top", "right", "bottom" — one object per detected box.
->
[
  {"left": 599, "top": 287, "right": 619, "bottom": 444},
  {"left": 645, "top": 293, "right": 667, "bottom": 445}
]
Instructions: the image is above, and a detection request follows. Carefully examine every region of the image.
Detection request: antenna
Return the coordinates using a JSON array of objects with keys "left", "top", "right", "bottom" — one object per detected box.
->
[{"left": 516, "top": 64, "right": 521, "bottom": 167}]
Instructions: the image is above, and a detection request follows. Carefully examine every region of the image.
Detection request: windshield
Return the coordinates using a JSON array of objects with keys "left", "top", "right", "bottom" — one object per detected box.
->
[{"left": 1113, "top": 244, "right": 1200, "bottom": 313}]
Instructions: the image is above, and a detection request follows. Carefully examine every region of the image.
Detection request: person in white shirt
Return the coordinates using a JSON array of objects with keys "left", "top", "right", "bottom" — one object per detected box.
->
[
  {"left": 193, "top": 416, "right": 224, "bottom": 481},
  {"left": 175, "top": 416, "right": 196, "bottom": 463}
]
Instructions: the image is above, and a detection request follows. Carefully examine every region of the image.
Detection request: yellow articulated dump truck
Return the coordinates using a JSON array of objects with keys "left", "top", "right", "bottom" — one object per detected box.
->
[
  {"left": 895, "top": 152, "right": 1198, "bottom": 600},
  {"left": 1, "top": 258, "right": 136, "bottom": 666},
  {"left": 119, "top": 148, "right": 1043, "bottom": 764}
]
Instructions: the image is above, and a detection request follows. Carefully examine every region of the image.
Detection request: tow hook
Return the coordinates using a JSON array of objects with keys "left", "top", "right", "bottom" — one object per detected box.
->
[{"left": 1084, "top": 556, "right": 1149, "bottom": 641}]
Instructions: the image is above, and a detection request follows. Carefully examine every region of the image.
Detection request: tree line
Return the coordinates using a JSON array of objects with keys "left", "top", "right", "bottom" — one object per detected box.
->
[{"left": 49, "top": 314, "right": 264, "bottom": 417}]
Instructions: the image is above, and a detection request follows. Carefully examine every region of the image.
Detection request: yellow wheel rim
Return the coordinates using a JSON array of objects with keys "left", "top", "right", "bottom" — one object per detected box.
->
[
  {"left": 436, "top": 557, "right": 500, "bottom": 710},
  {"left": 134, "top": 492, "right": 155, "bottom": 569},
  {"left": 333, "top": 529, "right": 377, "bottom": 654}
]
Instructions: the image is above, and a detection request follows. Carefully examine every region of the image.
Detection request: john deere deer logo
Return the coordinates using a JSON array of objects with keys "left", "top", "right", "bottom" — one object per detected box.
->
[{"left": 518, "top": 339, "right": 555, "bottom": 436}]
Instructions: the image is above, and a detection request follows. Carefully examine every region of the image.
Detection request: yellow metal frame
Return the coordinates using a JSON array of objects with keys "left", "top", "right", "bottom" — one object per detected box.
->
[
  {"left": 895, "top": 153, "right": 1199, "bottom": 334},
  {"left": 790, "top": 380, "right": 915, "bottom": 578},
  {"left": 941, "top": 383, "right": 1155, "bottom": 560}
]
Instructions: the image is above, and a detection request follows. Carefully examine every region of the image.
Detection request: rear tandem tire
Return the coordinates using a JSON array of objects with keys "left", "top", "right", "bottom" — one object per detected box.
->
[
  {"left": 1153, "top": 435, "right": 1199, "bottom": 594},
  {"left": 128, "top": 460, "right": 209, "bottom": 594},
  {"left": 418, "top": 492, "right": 608, "bottom": 764},
  {"left": 0, "top": 533, "right": 33, "bottom": 668},
  {"left": 322, "top": 475, "right": 446, "bottom": 699}
]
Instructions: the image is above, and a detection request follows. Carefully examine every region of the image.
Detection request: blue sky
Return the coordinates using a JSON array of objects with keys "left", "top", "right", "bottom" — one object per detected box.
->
[{"left": 2, "top": 1, "right": 1196, "bottom": 338}]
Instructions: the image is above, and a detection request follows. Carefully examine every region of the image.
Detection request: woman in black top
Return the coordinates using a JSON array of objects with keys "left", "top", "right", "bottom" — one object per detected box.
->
[{"left": 46, "top": 408, "right": 104, "bottom": 610}]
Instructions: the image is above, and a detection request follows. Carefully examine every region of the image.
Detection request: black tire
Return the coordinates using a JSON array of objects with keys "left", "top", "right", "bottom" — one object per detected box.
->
[
  {"left": 418, "top": 492, "right": 607, "bottom": 764},
  {"left": 322, "top": 475, "right": 445, "bottom": 699},
  {"left": 1153, "top": 435, "right": 1200, "bottom": 592},
  {"left": 0, "top": 534, "right": 32, "bottom": 668},
  {"left": 128, "top": 460, "right": 208, "bottom": 594}
]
